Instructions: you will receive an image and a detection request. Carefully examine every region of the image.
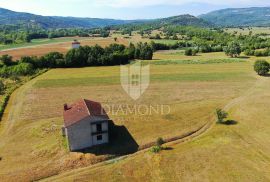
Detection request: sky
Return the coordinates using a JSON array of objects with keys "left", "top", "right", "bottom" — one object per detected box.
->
[{"left": 0, "top": 0, "right": 270, "bottom": 19}]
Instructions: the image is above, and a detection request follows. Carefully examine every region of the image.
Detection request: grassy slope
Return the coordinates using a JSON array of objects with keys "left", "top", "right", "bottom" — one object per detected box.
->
[
  {"left": 0, "top": 37, "right": 128, "bottom": 60},
  {"left": 0, "top": 51, "right": 266, "bottom": 181},
  {"left": 0, "top": 37, "right": 91, "bottom": 51},
  {"left": 45, "top": 71, "right": 270, "bottom": 182}
]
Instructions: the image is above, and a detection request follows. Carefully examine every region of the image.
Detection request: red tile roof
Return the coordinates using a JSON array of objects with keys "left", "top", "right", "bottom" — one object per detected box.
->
[{"left": 63, "top": 99, "right": 109, "bottom": 127}]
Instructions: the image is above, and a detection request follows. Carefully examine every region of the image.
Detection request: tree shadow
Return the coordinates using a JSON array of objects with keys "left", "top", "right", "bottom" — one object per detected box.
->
[
  {"left": 261, "top": 73, "right": 270, "bottom": 77},
  {"left": 81, "top": 120, "right": 139, "bottom": 156},
  {"left": 223, "top": 120, "right": 238, "bottom": 125},
  {"left": 237, "top": 56, "right": 250, "bottom": 59},
  {"left": 162, "top": 147, "right": 173, "bottom": 151}
]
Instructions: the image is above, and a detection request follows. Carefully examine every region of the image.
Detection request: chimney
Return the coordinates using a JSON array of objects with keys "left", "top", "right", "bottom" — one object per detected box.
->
[{"left": 64, "top": 104, "right": 69, "bottom": 111}]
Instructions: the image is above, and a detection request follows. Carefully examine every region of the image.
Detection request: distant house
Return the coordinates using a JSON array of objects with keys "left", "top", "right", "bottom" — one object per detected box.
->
[
  {"left": 63, "top": 99, "right": 109, "bottom": 151},
  {"left": 72, "top": 40, "right": 80, "bottom": 49}
]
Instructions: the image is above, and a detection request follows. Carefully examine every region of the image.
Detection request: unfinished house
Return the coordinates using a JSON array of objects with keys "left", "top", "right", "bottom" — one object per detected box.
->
[{"left": 63, "top": 99, "right": 109, "bottom": 151}]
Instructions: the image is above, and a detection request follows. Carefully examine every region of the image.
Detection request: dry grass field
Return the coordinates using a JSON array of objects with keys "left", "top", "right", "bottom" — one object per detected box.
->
[
  {"left": 224, "top": 27, "right": 270, "bottom": 35},
  {"left": 46, "top": 73, "right": 270, "bottom": 182},
  {"left": 0, "top": 50, "right": 260, "bottom": 181},
  {"left": 0, "top": 37, "right": 129, "bottom": 60}
]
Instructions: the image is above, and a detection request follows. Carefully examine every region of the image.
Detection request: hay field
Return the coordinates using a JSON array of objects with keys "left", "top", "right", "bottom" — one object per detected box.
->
[
  {"left": 47, "top": 73, "right": 270, "bottom": 182},
  {"left": 224, "top": 27, "right": 270, "bottom": 35},
  {"left": 0, "top": 50, "right": 263, "bottom": 181},
  {"left": 0, "top": 37, "right": 129, "bottom": 60}
]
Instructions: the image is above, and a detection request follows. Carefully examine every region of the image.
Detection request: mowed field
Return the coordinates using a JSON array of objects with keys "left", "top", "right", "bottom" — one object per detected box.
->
[
  {"left": 224, "top": 27, "right": 270, "bottom": 35},
  {"left": 48, "top": 73, "right": 270, "bottom": 182},
  {"left": 0, "top": 49, "right": 262, "bottom": 181},
  {"left": 45, "top": 53, "right": 270, "bottom": 182},
  {"left": 0, "top": 37, "right": 129, "bottom": 60}
]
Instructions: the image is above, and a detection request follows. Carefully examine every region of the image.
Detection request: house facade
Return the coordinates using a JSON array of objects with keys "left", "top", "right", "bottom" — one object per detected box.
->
[
  {"left": 63, "top": 99, "right": 109, "bottom": 151},
  {"left": 72, "top": 40, "right": 80, "bottom": 49}
]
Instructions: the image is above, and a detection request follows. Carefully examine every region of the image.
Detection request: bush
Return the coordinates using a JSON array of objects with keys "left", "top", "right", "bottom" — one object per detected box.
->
[
  {"left": 254, "top": 60, "right": 270, "bottom": 76},
  {"left": 0, "top": 55, "right": 13, "bottom": 66},
  {"left": 150, "top": 146, "right": 162, "bottom": 153},
  {"left": 185, "top": 48, "right": 198, "bottom": 56},
  {"left": 0, "top": 80, "right": 4, "bottom": 94},
  {"left": 216, "top": 109, "right": 228, "bottom": 123},
  {"left": 156, "top": 137, "right": 165, "bottom": 147},
  {"left": 185, "top": 48, "right": 193, "bottom": 56}
]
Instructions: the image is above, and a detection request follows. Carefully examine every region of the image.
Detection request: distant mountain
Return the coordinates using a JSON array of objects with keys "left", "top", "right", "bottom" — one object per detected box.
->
[
  {"left": 0, "top": 8, "right": 136, "bottom": 28},
  {"left": 0, "top": 7, "right": 210, "bottom": 29},
  {"left": 154, "top": 14, "right": 212, "bottom": 27},
  {"left": 199, "top": 7, "right": 270, "bottom": 27}
]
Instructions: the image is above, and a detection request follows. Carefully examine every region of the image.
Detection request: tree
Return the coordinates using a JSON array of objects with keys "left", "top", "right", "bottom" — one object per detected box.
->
[
  {"left": 155, "top": 34, "right": 161, "bottom": 39},
  {"left": 65, "top": 47, "right": 87, "bottom": 67},
  {"left": 224, "top": 42, "right": 241, "bottom": 57},
  {"left": 42, "top": 52, "right": 64, "bottom": 68},
  {"left": 0, "top": 79, "right": 4, "bottom": 94},
  {"left": 216, "top": 109, "right": 228, "bottom": 123},
  {"left": 192, "top": 49, "right": 198, "bottom": 56},
  {"left": 135, "top": 42, "right": 153, "bottom": 60},
  {"left": 172, "top": 34, "right": 178, "bottom": 40},
  {"left": 156, "top": 137, "right": 165, "bottom": 147},
  {"left": 254, "top": 60, "right": 270, "bottom": 76},
  {"left": 185, "top": 48, "right": 193, "bottom": 56},
  {"left": 0, "top": 55, "right": 13, "bottom": 66}
]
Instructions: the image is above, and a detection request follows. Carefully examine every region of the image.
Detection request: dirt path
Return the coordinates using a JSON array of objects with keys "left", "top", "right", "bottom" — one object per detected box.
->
[
  {"left": 223, "top": 74, "right": 266, "bottom": 111},
  {"left": 0, "top": 76, "right": 41, "bottom": 136}
]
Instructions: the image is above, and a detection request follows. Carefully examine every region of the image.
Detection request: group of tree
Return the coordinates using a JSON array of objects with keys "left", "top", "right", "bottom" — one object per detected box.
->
[
  {"left": 0, "top": 42, "right": 153, "bottom": 77},
  {"left": 0, "top": 25, "right": 111, "bottom": 44},
  {"left": 244, "top": 48, "right": 270, "bottom": 57}
]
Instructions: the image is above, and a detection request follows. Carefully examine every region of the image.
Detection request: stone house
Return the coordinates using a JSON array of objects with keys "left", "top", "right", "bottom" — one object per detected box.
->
[{"left": 63, "top": 99, "right": 109, "bottom": 151}]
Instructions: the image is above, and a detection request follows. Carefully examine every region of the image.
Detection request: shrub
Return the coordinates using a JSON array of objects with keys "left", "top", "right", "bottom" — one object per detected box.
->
[
  {"left": 192, "top": 49, "right": 198, "bottom": 56},
  {"left": 0, "top": 80, "right": 4, "bottom": 94},
  {"left": 156, "top": 137, "right": 165, "bottom": 147},
  {"left": 185, "top": 48, "right": 193, "bottom": 56},
  {"left": 150, "top": 146, "right": 162, "bottom": 153},
  {"left": 254, "top": 60, "right": 270, "bottom": 76},
  {"left": 216, "top": 109, "right": 228, "bottom": 123},
  {"left": 0, "top": 55, "right": 13, "bottom": 66}
]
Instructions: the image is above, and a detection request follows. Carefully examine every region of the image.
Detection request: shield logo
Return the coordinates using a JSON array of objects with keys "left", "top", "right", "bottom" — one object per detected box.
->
[{"left": 120, "top": 62, "right": 150, "bottom": 100}]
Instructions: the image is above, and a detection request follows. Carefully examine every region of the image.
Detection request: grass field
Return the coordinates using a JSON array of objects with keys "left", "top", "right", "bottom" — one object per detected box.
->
[
  {"left": 0, "top": 37, "right": 91, "bottom": 51},
  {"left": 0, "top": 37, "right": 129, "bottom": 60},
  {"left": 46, "top": 73, "right": 270, "bottom": 182},
  {"left": 41, "top": 53, "right": 270, "bottom": 182},
  {"left": 224, "top": 27, "right": 270, "bottom": 35},
  {"left": 0, "top": 49, "right": 262, "bottom": 181}
]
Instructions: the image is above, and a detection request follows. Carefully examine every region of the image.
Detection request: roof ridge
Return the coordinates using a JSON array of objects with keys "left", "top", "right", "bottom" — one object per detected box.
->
[{"left": 83, "top": 99, "right": 91, "bottom": 116}]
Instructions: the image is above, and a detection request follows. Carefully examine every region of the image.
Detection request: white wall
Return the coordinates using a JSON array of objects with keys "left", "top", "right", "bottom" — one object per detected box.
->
[
  {"left": 72, "top": 43, "right": 80, "bottom": 49},
  {"left": 66, "top": 118, "right": 109, "bottom": 151},
  {"left": 66, "top": 117, "right": 93, "bottom": 151}
]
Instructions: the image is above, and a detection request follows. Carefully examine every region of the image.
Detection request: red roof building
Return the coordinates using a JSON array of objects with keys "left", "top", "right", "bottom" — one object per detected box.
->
[{"left": 63, "top": 99, "right": 109, "bottom": 151}]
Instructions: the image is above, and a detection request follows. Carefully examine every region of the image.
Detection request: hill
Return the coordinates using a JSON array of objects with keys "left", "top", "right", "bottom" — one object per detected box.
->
[
  {"left": 153, "top": 14, "right": 212, "bottom": 27},
  {"left": 0, "top": 8, "right": 135, "bottom": 28},
  {"left": 0, "top": 7, "right": 210, "bottom": 29},
  {"left": 199, "top": 7, "right": 270, "bottom": 27}
]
